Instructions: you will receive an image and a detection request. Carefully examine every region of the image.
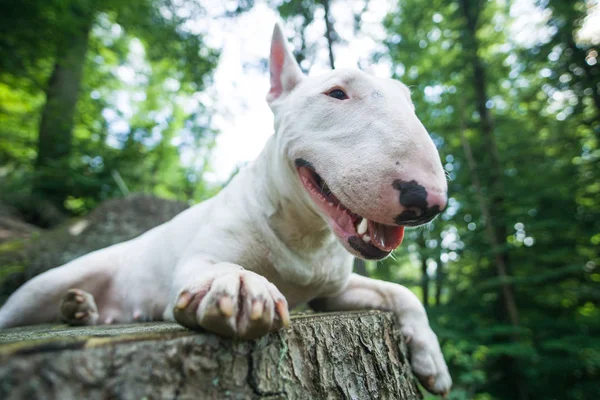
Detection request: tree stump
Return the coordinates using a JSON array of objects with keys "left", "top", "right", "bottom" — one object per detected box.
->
[{"left": 0, "top": 311, "right": 421, "bottom": 400}]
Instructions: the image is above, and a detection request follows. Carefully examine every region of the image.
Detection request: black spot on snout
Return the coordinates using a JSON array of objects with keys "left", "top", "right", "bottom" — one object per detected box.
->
[
  {"left": 295, "top": 158, "right": 314, "bottom": 168},
  {"left": 392, "top": 179, "right": 442, "bottom": 226},
  {"left": 348, "top": 236, "right": 391, "bottom": 260},
  {"left": 393, "top": 180, "right": 428, "bottom": 209}
]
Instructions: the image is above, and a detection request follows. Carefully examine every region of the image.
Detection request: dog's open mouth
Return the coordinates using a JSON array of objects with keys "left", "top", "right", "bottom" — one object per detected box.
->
[{"left": 296, "top": 162, "right": 404, "bottom": 260}]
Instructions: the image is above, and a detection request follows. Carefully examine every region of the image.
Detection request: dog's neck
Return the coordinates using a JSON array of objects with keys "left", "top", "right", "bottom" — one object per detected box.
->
[{"left": 250, "top": 135, "right": 334, "bottom": 253}]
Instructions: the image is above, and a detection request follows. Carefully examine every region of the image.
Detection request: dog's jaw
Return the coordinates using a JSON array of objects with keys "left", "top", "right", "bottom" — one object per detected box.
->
[{"left": 295, "top": 160, "right": 405, "bottom": 260}]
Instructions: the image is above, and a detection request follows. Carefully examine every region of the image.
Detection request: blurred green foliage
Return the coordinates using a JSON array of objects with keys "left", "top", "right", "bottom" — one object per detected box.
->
[{"left": 0, "top": 0, "right": 220, "bottom": 224}]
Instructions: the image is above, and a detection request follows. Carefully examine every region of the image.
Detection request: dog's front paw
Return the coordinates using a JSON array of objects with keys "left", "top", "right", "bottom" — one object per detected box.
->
[
  {"left": 401, "top": 321, "right": 452, "bottom": 396},
  {"left": 172, "top": 270, "right": 289, "bottom": 340}
]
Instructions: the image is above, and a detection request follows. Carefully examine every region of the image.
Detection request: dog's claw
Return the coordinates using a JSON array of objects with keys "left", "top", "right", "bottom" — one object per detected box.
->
[
  {"left": 427, "top": 376, "right": 435, "bottom": 388},
  {"left": 175, "top": 291, "right": 192, "bottom": 309},
  {"left": 218, "top": 296, "right": 234, "bottom": 317},
  {"left": 275, "top": 300, "right": 290, "bottom": 328},
  {"left": 417, "top": 373, "right": 451, "bottom": 397},
  {"left": 173, "top": 269, "right": 288, "bottom": 340},
  {"left": 250, "top": 300, "right": 264, "bottom": 320},
  {"left": 402, "top": 324, "right": 452, "bottom": 395}
]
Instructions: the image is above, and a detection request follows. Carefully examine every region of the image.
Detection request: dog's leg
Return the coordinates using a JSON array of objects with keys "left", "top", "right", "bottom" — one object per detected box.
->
[
  {"left": 167, "top": 256, "right": 290, "bottom": 340},
  {"left": 0, "top": 253, "right": 115, "bottom": 329},
  {"left": 309, "top": 273, "right": 452, "bottom": 395}
]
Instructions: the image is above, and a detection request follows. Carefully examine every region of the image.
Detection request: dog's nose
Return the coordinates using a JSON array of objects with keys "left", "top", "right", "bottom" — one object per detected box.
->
[{"left": 392, "top": 180, "right": 447, "bottom": 226}]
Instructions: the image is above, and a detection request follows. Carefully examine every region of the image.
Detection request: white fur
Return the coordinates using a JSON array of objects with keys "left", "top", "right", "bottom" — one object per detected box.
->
[{"left": 0, "top": 23, "right": 451, "bottom": 394}]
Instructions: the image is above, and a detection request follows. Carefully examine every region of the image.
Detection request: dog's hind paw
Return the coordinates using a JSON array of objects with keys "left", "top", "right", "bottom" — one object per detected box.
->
[
  {"left": 401, "top": 323, "right": 452, "bottom": 395},
  {"left": 59, "top": 288, "right": 99, "bottom": 326},
  {"left": 173, "top": 269, "right": 290, "bottom": 340}
]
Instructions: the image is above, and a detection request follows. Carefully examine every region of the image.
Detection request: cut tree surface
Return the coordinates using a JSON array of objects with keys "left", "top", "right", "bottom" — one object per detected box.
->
[{"left": 0, "top": 310, "right": 421, "bottom": 400}]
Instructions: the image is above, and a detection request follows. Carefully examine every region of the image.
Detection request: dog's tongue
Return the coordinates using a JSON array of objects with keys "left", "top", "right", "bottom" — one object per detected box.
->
[{"left": 368, "top": 221, "right": 405, "bottom": 251}]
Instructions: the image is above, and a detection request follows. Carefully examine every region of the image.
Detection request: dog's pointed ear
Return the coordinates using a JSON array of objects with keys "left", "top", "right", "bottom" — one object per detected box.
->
[{"left": 266, "top": 23, "right": 304, "bottom": 105}]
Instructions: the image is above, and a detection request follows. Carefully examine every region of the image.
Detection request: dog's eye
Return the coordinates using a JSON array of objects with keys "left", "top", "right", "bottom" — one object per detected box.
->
[{"left": 327, "top": 89, "right": 348, "bottom": 100}]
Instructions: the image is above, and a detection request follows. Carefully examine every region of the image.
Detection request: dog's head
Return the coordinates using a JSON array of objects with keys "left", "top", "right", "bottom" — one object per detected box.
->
[{"left": 266, "top": 24, "right": 447, "bottom": 260}]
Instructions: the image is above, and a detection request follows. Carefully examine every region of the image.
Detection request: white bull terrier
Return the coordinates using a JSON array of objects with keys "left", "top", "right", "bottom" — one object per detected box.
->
[{"left": 0, "top": 24, "right": 451, "bottom": 395}]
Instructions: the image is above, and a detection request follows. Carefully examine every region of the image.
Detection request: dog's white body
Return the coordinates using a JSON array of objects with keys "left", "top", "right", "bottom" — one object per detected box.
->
[{"left": 0, "top": 24, "right": 451, "bottom": 394}]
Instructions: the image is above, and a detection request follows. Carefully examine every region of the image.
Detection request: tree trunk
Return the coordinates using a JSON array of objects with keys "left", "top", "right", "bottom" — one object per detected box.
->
[
  {"left": 457, "top": 1, "right": 526, "bottom": 398},
  {"left": 457, "top": 0, "right": 519, "bottom": 331},
  {"left": 421, "top": 258, "right": 429, "bottom": 308},
  {"left": 417, "top": 236, "right": 429, "bottom": 308},
  {"left": 566, "top": 36, "right": 600, "bottom": 135},
  {"left": 321, "top": 0, "right": 336, "bottom": 69},
  {"left": 33, "top": 8, "right": 94, "bottom": 211},
  {"left": 434, "top": 254, "right": 444, "bottom": 306},
  {"left": 0, "top": 311, "right": 421, "bottom": 400},
  {"left": 353, "top": 258, "right": 368, "bottom": 276}
]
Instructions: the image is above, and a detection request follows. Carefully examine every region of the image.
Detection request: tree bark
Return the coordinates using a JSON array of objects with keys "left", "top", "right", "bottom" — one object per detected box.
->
[
  {"left": 458, "top": 109, "right": 519, "bottom": 327},
  {"left": 417, "top": 236, "right": 429, "bottom": 308},
  {"left": 0, "top": 311, "right": 421, "bottom": 400},
  {"left": 456, "top": 1, "right": 526, "bottom": 398},
  {"left": 353, "top": 258, "right": 368, "bottom": 276},
  {"left": 33, "top": 7, "right": 94, "bottom": 210},
  {"left": 321, "top": 0, "right": 336, "bottom": 69},
  {"left": 459, "top": 97, "right": 529, "bottom": 400},
  {"left": 434, "top": 254, "right": 444, "bottom": 307},
  {"left": 457, "top": 0, "right": 520, "bottom": 328}
]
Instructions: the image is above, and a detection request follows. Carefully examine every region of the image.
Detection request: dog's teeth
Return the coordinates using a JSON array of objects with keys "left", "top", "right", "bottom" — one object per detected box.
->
[
  {"left": 363, "top": 235, "right": 371, "bottom": 243},
  {"left": 357, "top": 218, "right": 368, "bottom": 235}
]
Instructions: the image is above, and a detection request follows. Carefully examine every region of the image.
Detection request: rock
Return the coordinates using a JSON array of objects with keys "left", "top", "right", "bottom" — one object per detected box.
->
[
  {"left": 0, "top": 203, "right": 39, "bottom": 244},
  {"left": 0, "top": 194, "right": 188, "bottom": 301}
]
